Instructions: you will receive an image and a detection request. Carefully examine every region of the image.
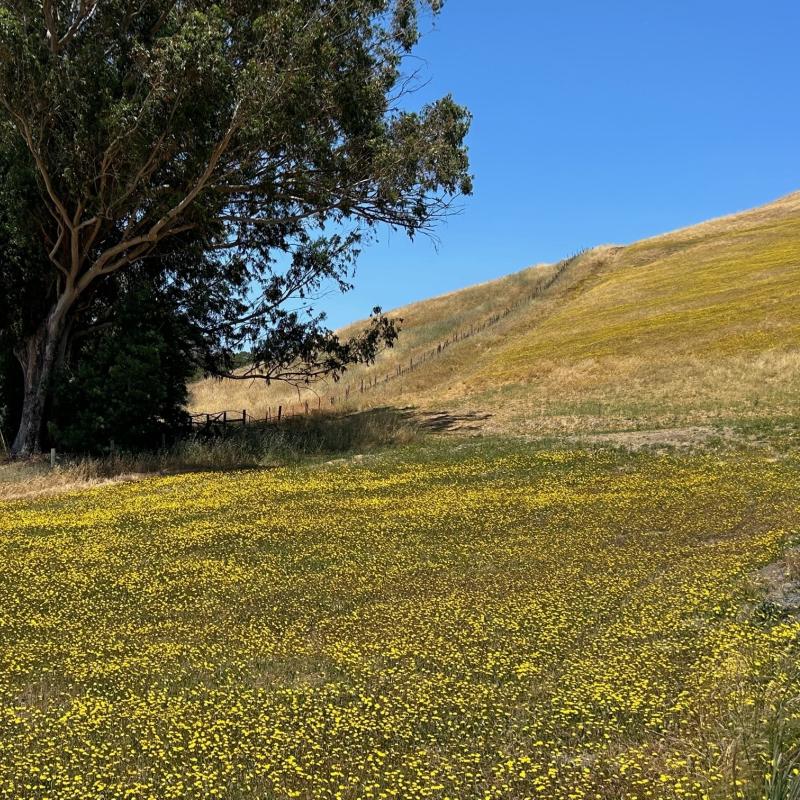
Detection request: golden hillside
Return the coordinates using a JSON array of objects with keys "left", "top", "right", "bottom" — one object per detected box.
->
[{"left": 190, "top": 191, "right": 800, "bottom": 433}]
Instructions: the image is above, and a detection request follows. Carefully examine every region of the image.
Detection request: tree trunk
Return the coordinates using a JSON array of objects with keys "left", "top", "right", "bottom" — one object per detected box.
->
[{"left": 11, "top": 297, "right": 73, "bottom": 456}]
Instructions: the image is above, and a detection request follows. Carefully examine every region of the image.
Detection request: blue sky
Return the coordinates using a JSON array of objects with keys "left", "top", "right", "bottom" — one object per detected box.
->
[{"left": 321, "top": 0, "right": 800, "bottom": 328}]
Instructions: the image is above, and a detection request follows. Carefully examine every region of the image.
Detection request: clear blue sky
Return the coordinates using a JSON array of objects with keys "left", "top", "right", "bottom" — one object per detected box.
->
[{"left": 321, "top": 0, "right": 800, "bottom": 328}]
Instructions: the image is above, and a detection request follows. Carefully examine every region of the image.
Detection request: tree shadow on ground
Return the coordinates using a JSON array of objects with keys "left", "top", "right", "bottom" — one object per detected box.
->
[
  {"left": 383, "top": 405, "right": 493, "bottom": 433},
  {"left": 179, "top": 404, "right": 493, "bottom": 472}
]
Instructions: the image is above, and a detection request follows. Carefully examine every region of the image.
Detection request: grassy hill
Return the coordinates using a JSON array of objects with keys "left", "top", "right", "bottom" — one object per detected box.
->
[
  {"left": 190, "top": 191, "right": 800, "bottom": 435},
  {"left": 5, "top": 195, "right": 800, "bottom": 799}
]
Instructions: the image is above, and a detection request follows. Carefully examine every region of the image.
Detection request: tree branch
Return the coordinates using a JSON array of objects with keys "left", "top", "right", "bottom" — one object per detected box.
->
[{"left": 57, "top": 0, "right": 99, "bottom": 51}]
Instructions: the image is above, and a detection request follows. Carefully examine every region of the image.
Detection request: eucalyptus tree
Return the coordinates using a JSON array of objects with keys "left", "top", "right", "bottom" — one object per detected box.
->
[{"left": 0, "top": 0, "right": 471, "bottom": 454}]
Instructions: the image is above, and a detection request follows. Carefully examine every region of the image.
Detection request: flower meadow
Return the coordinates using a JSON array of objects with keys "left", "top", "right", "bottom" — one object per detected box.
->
[{"left": 0, "top": 442, "right": 798, "bottom": 800}]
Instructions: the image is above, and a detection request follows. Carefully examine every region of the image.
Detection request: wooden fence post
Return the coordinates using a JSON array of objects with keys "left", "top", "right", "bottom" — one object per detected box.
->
[
  {"left": 277, "top": 405, "right": 282, "bottom": 422},
  {"left": 50, "top": 447, "right": 56, "bottom": 469},
  {"left": 242, "top": 409, "right": 247, "bottom": 426}
]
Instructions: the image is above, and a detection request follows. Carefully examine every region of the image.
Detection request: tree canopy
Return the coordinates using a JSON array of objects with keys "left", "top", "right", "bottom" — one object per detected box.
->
[{"left": 0, "top": 0, "right": 471, "bottom": 454}]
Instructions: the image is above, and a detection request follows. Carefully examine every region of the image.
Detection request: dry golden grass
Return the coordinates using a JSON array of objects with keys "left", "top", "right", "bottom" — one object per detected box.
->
[
  {"left": 0, "top": 408, "right": 423, "bottom": 500},
  {"left": 0, "top": 459, "right": 146, "bottom": 501},
  {"left": 189, "top": 259, "right": 563, "bottom": 416},
  {"left": 190, "top": 191, "right": 800, "bottom": 435}
]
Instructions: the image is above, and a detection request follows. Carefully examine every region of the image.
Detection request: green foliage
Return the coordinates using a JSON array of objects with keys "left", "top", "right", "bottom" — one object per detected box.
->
[
  {"left": 0, "top": 0, "right": 471, "bottom": 453},
  {"left": 48, "top": 284, "right": 193, "bottom": 453}
]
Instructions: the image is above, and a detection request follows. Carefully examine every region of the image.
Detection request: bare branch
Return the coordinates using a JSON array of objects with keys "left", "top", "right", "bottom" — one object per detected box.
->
[
  {"left": 8, "top": 110, "right": 73, "bottom": 231},
  {"left": 58, "top": 0, "right": 99, "bottom": 51},
  {"left": 47, "top": 226, "right": 68, "bottom": 277},
  {"left": 42, "top": 0, "right": 59, "bottom": 52}
]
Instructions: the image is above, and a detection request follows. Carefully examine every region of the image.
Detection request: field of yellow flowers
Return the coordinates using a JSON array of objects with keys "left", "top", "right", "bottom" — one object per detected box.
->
[{"left": 0, "top": 441, "right": 799, "bottom": 800}]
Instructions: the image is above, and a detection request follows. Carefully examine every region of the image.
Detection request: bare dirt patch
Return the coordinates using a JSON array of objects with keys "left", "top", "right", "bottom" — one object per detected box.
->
[
  {"left": 757, "top": 549, "right": 800, "bottom": 614},
  {"left": 570, "top": 426, "right": 721, "bottom": 450}
]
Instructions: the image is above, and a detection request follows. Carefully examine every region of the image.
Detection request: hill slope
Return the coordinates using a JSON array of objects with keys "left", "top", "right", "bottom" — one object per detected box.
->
[{"left": 190, "top": 191, "right": 800, "bottom": 434}]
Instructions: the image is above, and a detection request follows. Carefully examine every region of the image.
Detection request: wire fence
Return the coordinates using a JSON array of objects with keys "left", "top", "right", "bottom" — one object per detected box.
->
[{"left": 190, "top": 252, "right": 582, "bottom": 432}]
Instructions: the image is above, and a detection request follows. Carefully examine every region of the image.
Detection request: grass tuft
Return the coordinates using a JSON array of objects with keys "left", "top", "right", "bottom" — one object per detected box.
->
[{"left": 0, "top": 408, "right": 421, "bottom": 500}]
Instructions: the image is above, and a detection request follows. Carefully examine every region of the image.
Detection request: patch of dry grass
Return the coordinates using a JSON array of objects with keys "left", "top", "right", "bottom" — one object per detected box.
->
[
  {"left": 188, "top": 258, "right": 568, "bottom": 417},
  {"left": 0, "top": 408, "right": 422, "bottom": 500},
  {"left": 0, "top": 458, "right": 147, "bottom": 501},
  {"left": 188, "top": 191, "right": 800, "bottom": 437}
]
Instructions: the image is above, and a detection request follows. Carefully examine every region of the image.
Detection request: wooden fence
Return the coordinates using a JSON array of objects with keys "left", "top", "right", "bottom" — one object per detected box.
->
[
  {"left": 188, "top": 404, "right": 314, "bottom": 430},
  {"left": 190, "top": 252, "right": 582, "bottom": 431}
]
